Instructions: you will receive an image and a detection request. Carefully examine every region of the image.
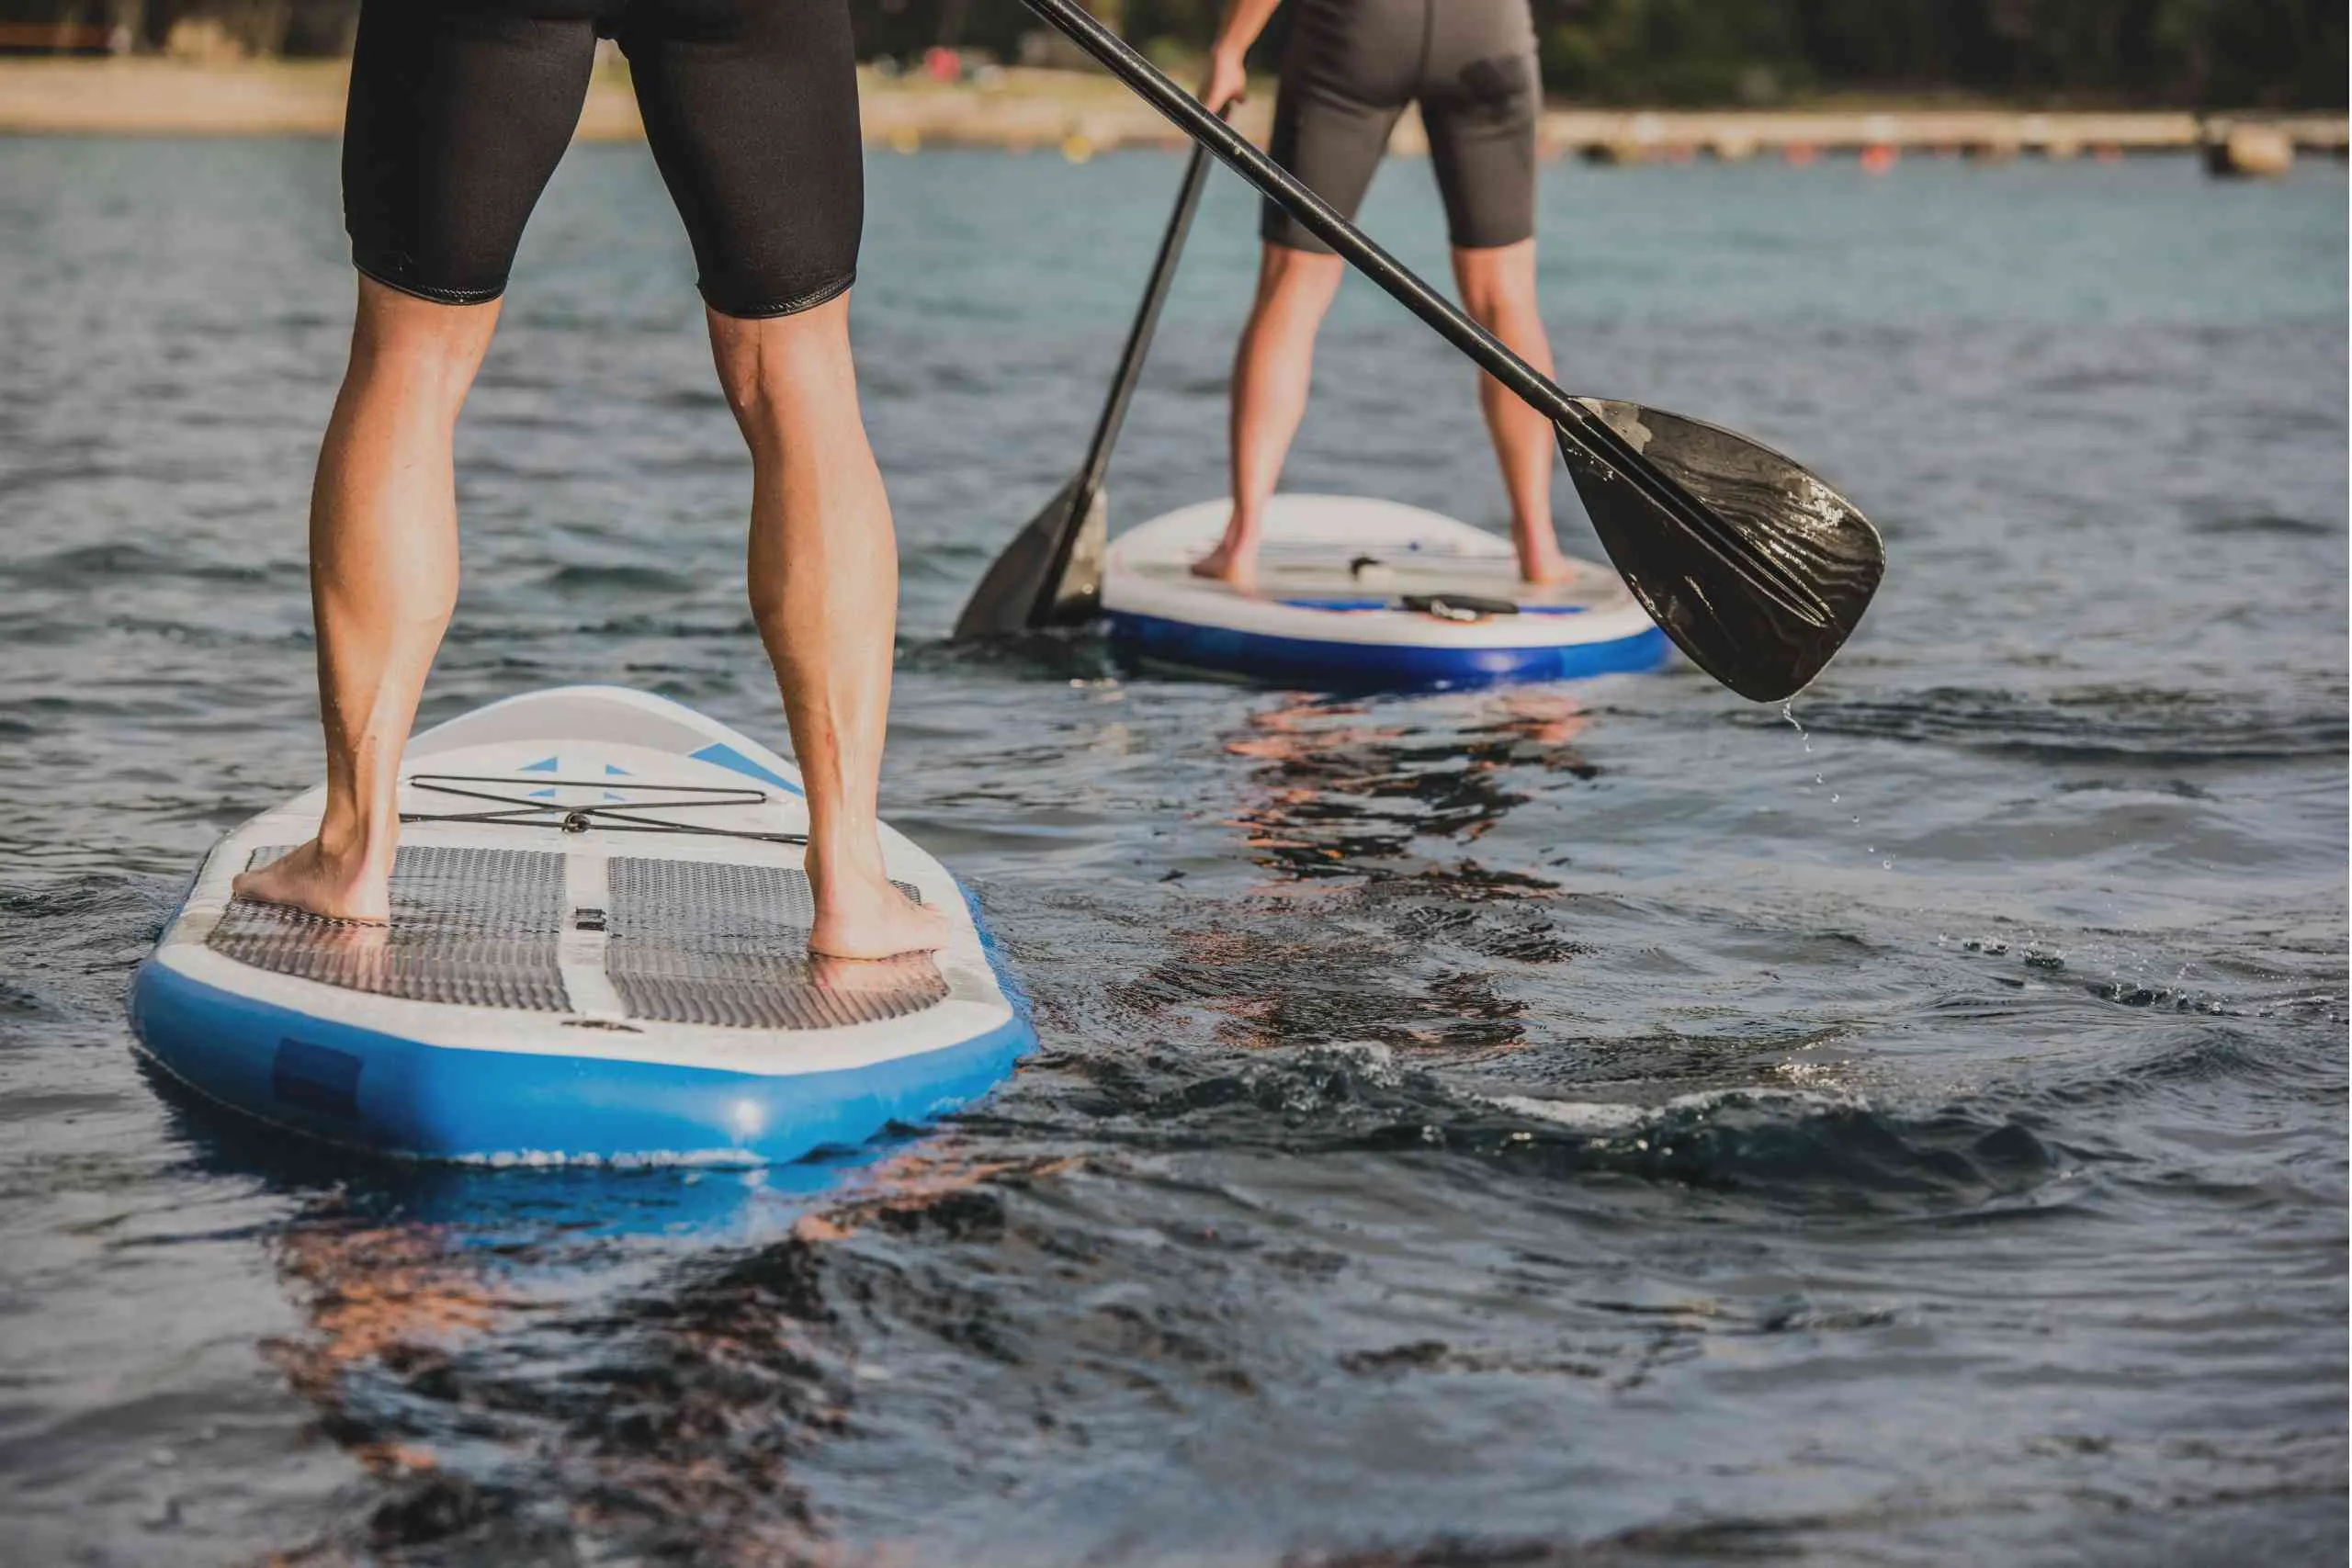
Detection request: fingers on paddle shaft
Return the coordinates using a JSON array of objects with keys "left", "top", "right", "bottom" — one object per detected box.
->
[{"left": 1559, "top": 402, "right": 1885, "bottom": 703}]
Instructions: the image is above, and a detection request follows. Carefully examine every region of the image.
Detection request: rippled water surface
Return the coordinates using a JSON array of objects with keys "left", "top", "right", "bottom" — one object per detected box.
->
[{"left": 2, "top": 137, "right": 2345, "bottom": 1565}]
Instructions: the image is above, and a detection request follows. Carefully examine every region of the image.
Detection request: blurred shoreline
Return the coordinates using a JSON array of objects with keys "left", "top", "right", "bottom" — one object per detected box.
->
[{"left": 0, "top": 58, "right": 2344, "bottom": 164}]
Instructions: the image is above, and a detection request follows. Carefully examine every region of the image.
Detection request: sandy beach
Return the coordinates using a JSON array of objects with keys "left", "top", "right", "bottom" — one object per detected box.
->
[{"left": 1, "top": 55, "right": 2343, "bottom": 161}]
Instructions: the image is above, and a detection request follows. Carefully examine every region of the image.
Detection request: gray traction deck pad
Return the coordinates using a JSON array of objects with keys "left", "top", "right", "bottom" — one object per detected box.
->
[
  {"left": 606, "top": 858, "right": 948, "bottom": 1030},
  {"left": 210, "top": 846, "right": 949, "bottom": 1031},
  {"left": 211, "top": 846, "right": 571, "bottom": 1011}
]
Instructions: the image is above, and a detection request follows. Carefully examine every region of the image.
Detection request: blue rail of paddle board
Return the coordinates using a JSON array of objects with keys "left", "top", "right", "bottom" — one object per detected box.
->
[
  {"left": 1103, "top": 612, "right": 1672, "bottom": 689},
  {"left": 130, "top": 961, "right": 1033, "bottom": 1166},
  {"left": 129, "top": 880, "right": 1035, "bottom": 1167}
]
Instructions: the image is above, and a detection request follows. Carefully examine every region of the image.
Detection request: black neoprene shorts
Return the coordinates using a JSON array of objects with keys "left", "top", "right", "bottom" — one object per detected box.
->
[
  {"left": 1264, "top": 0, "right": 1540, "bottom": 254},
  {"left": 343, "top": 0, "right": 862, "bottom": 318}
]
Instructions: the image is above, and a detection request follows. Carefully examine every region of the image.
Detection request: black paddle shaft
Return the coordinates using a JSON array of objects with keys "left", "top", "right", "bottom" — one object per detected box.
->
[
  {"left": 1018, "top": 0, "right": 1848, "bottom": 631},
  {"left": 953, "top": 119, "right": 1222, "bottom": 637},
  {"left": 1077, "top": 135, "right": 1217, "bottom": 513},
  {"left": 1044, "top": 134, "right": 1220, "bottom": 607}
]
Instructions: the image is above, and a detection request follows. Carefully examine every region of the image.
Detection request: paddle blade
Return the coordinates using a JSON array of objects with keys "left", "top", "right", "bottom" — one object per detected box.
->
[
  {"left": 1560, "top": 402, "right": 1884, "bottom": 702},
  {"left": 951, "top": 479, "right": 1109, "bottom": 638}
]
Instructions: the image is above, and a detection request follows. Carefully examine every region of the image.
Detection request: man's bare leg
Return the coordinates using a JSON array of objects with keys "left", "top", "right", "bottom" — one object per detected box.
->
[
  {"left": 1453, "top": 240, "right": 1575, "bottom": 587},
  {"left": 233, "top": 278, "right": 499, "bottom": 923},
  {"left": 707, "top": 294, "right": 946, "bottom": 961},
  {"left": 1193, "top": 243, "right": 1346, "bottom": 590}
]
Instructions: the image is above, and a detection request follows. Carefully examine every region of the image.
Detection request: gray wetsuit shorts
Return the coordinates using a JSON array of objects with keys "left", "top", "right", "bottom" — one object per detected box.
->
[{"left": 1264, "top": 0, "right": 1541, "bottom": 254}]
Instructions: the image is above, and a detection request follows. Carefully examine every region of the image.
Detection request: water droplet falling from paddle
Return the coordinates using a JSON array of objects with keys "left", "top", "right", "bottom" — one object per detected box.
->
[{"left": 1781, "top": 700, "right": 1891, "bottom": 870}]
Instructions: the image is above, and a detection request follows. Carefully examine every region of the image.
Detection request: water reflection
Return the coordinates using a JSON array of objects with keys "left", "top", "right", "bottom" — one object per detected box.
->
[
  {"left": 1097, "top": 687, "right": 1610, "bottom": 1058},
  {"left": 1223, "top": 688, "right": 1599, "bottom": 879},
  {"left": 148, "top": 1057, "right": 1060, "bottom": 1562},
  {"left": 9, "top": 141, "right": 2343, "bottom": 1564}
]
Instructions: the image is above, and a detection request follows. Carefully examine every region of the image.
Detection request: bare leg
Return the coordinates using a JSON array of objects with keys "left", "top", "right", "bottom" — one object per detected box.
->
[
  {"left": 1193, "top": 243, "right": 1346, "bottom": 590},
  {"left": 707, "top": 294, "right": 945, "bottom": 960},
  {"left": 1453, "top": 240, "right": 1575, "bottom": 587},
  {"left": 233, "top": 278, "right": 499, "bottom": 923}
]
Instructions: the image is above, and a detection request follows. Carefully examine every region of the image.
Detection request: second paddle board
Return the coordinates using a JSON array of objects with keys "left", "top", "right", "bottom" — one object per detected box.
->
[{"left": 1101, "top": 495, "right": 1672, "bottom": 688}]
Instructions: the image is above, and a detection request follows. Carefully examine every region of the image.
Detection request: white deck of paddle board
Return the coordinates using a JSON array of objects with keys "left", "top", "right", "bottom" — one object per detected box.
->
[
  {"left": 142, "top": 686, "right": 1017, "bottom": 1076},
  {"left": 1102, "top": 495, "right": 1660, "bottom": 651}
]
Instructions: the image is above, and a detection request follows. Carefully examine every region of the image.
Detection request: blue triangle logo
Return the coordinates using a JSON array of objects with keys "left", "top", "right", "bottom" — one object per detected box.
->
[
  {"left": 605, "top": 763, "right": 630, "bottom": 776},
  {"left": 529, "top": 787, "right": 558, "bottom": 799},
  {"left": 520, "top": 756, "right": 560, "bottom": 773}
]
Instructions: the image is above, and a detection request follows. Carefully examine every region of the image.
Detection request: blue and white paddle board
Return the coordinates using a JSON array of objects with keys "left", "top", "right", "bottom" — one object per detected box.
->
[
  {"left": 1101, "top": 495, "right": 1672, "bottom": 688},
  {"left": 130, "top": 686, "right": 1035, "bottom": 1167}
]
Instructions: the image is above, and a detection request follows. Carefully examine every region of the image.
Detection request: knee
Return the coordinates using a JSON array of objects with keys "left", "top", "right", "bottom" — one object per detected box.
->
[
  {"left": 1253, "top": 247, "right": 1344, "bottom": 314},
  {"left": 1455, "top": 269, "right": 1515, "bottom": 326},
  {"left": 710, "top": 329, "right": 783, "bottom": 430},
  {"left": 708, "top": 299, "right": 854, "bottom": 439},
  {"left": 712, "top": 347, "right": 802, "bottom": 465},
  {"left": 350, "top": 276, "right": 494, "bottom": 367},
  {"left": 1453, "top": 243, "right": 1538, "bottom": 327}
]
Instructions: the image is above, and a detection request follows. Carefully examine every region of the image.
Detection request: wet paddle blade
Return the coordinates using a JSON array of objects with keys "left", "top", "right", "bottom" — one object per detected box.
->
[
  {"left": 950, "top": 479, "right": 1109, "bottom": 638},
  {"left": 1560, "top": 401, "right": 1885, "bottom": 702},
  {"left": 1012, "top": 0, "right": 1890, "bottom": 701}
]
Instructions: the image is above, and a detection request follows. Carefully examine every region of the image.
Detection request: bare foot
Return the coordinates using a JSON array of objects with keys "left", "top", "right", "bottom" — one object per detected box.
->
[
  {"left": 1519, "top": 554, "right": 1580, "bottom": 589},
  {"left": 231, "top": 838, "right": 392, "bottom": 925},
  {"left": 808, "top": 867, "right": 950, "bottom": 960},
  {"left": 1189, "top": 536, "right": 1258, "bottom": 592},
  {"left": 805, "top": 949, "right": 947, "bottom": 994}
]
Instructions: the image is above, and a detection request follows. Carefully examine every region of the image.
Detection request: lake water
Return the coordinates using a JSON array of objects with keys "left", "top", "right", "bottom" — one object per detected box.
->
[{"left": 0, "top": 135, "right": 2344, "bottom": 1565}]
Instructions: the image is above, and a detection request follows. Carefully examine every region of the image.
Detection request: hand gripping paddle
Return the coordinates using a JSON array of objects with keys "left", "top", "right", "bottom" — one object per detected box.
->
[{"left": 1012, "top": 0, "right": 1885, "bottom": 702}]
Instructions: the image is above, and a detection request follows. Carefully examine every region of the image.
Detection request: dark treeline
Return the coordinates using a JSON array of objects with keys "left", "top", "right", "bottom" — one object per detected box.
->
[
  {"left": 903, "top": 0, "right": 2346, "bottom": 108},
  {"left": 10, "top": 0, "right": 2343, "bottom": 107}
]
